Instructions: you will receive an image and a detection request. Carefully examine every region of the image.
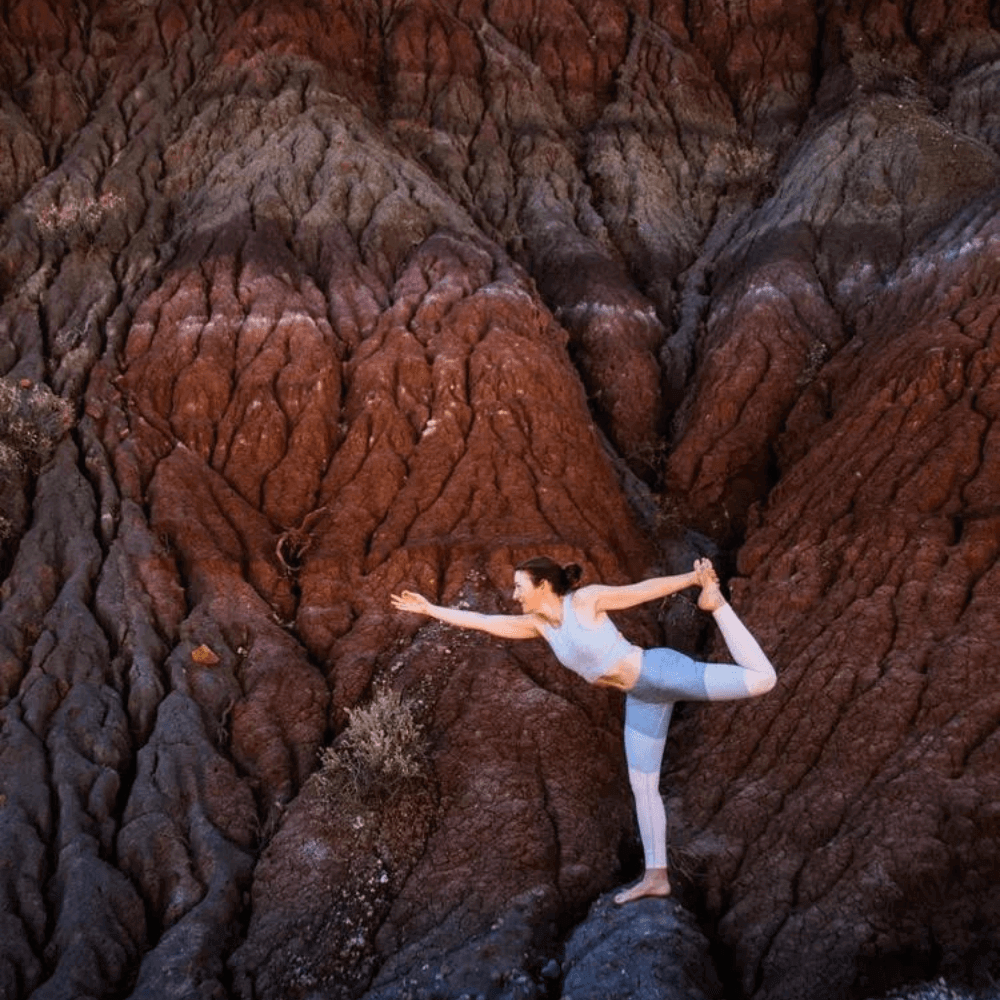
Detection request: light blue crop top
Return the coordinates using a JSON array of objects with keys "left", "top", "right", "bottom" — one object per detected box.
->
[{"left": 538, "top": 594, "right": 640, "bottom": 683}]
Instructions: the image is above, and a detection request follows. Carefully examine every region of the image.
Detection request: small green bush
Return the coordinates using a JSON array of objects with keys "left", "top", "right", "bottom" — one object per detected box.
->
[{"left": 318, "top": 688, "right": 428, "bottom": 801}]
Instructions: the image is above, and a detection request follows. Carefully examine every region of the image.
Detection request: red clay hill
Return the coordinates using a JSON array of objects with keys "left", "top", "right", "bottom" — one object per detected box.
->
[{"left": 1, "top": 2, "right": 998, "bottom": 999}]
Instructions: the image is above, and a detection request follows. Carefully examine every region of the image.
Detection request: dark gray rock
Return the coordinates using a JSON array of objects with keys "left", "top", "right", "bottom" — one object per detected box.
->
[
  {"left": 561, "top": 892, "right": 723, "bottom": 1000},
  {"left": 360, "top": 887, "right": 558, "bottom": 1000}
]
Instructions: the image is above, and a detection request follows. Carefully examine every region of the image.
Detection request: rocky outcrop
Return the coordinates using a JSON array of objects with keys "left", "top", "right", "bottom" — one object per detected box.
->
[
  {"left": 1, "top": 2, "right": 998, "bottom": 1000},
  {"left": 561, "top": 893, "right": 724, "bottom": 1000}
]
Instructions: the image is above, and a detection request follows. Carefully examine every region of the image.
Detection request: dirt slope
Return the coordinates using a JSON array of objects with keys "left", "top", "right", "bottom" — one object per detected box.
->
[{"left": 1, "top": 2, "right": 998, "bottom": 999}]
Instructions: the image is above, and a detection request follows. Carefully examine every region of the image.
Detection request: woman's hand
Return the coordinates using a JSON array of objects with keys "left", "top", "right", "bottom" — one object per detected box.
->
[
  {"left": 391, "top": 590, "right": 433, "bottom": 616},
  {"left": 692, "top": 558, "right": 719, "bottom": 589}
]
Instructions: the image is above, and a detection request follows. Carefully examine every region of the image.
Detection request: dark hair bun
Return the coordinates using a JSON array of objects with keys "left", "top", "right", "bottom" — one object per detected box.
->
[{"left": 515, "top": 556, "right": 584, "bottom": 595}]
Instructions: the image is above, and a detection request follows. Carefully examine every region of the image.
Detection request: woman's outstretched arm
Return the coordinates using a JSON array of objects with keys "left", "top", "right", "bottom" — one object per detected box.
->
[
  {"left": 391, "top": 590, "right": 541, "bottom": 640},
  {"left": 587, "top": 559, "right": 714, "bottom": 614}
]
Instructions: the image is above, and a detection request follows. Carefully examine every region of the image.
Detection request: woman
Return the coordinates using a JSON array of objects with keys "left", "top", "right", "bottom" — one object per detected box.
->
[{"left": 391, "top": 556, "right": 775, "bottom": 904}]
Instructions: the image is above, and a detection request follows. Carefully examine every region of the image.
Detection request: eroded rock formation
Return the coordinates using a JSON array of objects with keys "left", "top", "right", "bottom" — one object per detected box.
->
[{"left": 1, "top": 2, "right": 998, "bottom": 999}]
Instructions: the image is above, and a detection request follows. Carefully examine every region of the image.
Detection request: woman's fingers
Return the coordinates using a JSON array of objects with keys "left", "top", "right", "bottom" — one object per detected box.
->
[
  {"left": 693, "top": 558, "right": 719, "bottom": 588},
  {"left": 392, "top": 590, "right": 427, "bottom": 613}
]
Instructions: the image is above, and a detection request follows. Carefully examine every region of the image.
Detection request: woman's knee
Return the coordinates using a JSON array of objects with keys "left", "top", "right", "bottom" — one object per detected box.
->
[
  {"left": 627, "top": 766, "right": 661, "bottom": 800},
  {"left": 703, "top": 662, "right": 776, "bottom": 699},
  {"left": 746, "top": 666, "right": 776, "bottom": 697}
]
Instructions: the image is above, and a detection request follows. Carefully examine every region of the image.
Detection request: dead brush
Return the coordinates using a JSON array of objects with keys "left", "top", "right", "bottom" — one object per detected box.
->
[
  {"left": 0, "top": 377, "right": 73, "bottom": 473},
  {"left": 0, "top": 378, "right": 74, "bottom": 542},
  {"left": 317, "top": 688, "right": 429, "bottom": 802}
]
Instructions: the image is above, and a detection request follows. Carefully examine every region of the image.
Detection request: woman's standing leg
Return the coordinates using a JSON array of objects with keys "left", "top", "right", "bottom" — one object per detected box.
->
[{"left": 617, "top": 689, "right": 674, "bottom": 904}]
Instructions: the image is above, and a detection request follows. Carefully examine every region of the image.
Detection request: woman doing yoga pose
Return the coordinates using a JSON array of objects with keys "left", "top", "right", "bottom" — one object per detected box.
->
[{"left": 391, "top": 556, "right": 776, "bottom": 904}]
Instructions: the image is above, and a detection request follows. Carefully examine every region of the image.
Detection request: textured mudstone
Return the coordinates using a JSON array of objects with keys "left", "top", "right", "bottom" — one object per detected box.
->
[
  {"left": 0, "top": 3, "right": 998, "bottom": 1000},
  {"left": 561, "top": 893, "right": 723, "bottom": 1000}
]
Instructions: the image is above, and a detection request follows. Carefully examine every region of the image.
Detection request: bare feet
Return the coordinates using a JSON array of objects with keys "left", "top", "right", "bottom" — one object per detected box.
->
[
  {"left": 693, "top": 558, "right": 726, "bottom": 613},
  {"left": 614, "top": 868, "right": 671, "bottom": 905}
]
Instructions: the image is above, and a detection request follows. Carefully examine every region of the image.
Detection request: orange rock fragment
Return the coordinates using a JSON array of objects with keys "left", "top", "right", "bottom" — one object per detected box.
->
[{"left": 191, "top": 644, "right": 220, "bottom": 666}]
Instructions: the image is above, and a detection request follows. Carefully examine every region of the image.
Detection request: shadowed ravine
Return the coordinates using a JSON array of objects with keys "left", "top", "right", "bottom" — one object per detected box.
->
[{"left": 1, "top": 2, "right": 999, "bottom": 999}]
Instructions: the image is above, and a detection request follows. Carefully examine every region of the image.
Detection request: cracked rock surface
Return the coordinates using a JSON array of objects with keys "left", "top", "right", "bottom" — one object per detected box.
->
[{"left": 1, "top": 2, "right": 998, "bottom": 999}]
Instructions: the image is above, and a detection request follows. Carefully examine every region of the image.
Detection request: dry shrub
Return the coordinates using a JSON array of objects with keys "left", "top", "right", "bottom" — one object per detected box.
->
[
  {"left": 0, "top": 442, "right": 19, "bottom": 541},
  {"left": 318, "top": 688, "right": 429, "bottom": 801},
  {"left": 0, "top": 377, "right": 73, "bottom": 471},
  {"left": 0, "top": 378, "right": 73, "bottom": 542}
]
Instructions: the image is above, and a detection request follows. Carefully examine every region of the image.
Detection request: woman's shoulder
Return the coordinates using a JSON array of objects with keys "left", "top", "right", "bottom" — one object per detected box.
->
[{"left": 567, "top": 586, "right": 603, "bottom": 619}]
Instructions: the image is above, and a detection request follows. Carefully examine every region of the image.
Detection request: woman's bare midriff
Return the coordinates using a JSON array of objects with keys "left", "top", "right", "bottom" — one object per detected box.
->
[{"left": 594, "top": 647, "right": 642, "bottom": 691}]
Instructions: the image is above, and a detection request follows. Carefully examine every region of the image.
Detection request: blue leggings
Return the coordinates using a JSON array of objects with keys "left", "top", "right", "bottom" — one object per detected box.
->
[{"left": 623, "top": 605, "right": 775, "bottom": 868}]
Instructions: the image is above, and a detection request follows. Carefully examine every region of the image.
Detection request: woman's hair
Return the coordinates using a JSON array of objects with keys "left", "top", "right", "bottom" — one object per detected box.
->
[{"left": 516, "top": 556, "right": 582, "bottom": 596}]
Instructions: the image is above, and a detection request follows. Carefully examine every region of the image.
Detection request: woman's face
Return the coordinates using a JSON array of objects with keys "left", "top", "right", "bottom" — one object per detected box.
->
[{"left": 513, "top": 570, "right": 547, "bottom": 613}]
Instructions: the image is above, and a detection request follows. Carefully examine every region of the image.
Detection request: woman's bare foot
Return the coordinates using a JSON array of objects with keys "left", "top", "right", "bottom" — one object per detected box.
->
[
  {"left": 613, "top": 868, "right": 671, "bottom": 905},
  {"left": 694, "top": 558, "right": 726, "bottom": 613}
]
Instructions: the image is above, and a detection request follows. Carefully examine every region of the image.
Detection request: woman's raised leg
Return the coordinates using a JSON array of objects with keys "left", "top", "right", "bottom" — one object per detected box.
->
[{"left": 695, "top": 560, "right": 776, "bottom": 699}]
